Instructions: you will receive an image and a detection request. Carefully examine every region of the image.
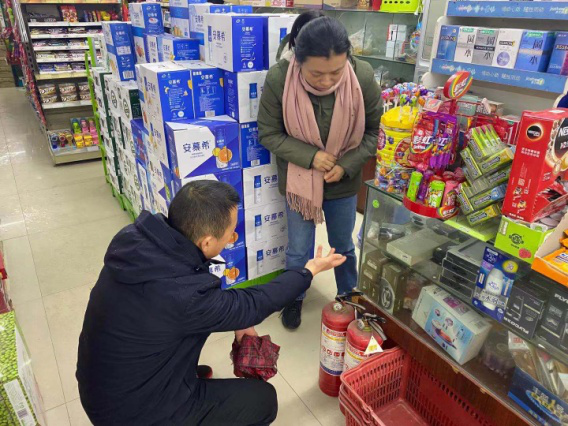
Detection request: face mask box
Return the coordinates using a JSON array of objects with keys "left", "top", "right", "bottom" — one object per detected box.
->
[
  {"left": 514, "top": 31, "right": 555, "bottom": 72},
  {"left": 205, "top": 14, "right": 265, "bottom": 72},
  {"left": 492, "top": 28, "right": 523, "bottom": 69},
  {"left": 166, "top": 116, "right": 240, "bottom": 180},
  {"left": 129, "top": 2, "right": 163, "bottom": 63},
  {"left": 247, "top": 240, "right": 287, "bottom": 280},
  {"left": 102, "top": 22, "right": 136, "bottom": 81},
  {"left": 176, "top": 61, "right": 225, "bottom": 118},
  {"left": 472, "top": 247, "right": 526, "bottom": 322},
  {"left": 413, "top": 285, "right": 491, "bottom": 365},
  {"left": 263, "top": 14, "right": 297, "bottom": 69},
  {"left": 242, "top": 163, "right": 282, "bottom": 208},
  {"left": 223, "top": 70, "right": 267, "bottom": 123},
  {"left": 244, "top": 201, "right": 287, "bottom": 246},
  {"left": 501, "top": 109, "right": 568, "bottom": 222},
  {"left": 472, "top": 28, "right": 497, "bottom": 66},
  {"left": 211, "top": 246, "right": 247, "bottom": 289},
  {"left": 547, "top": 32, "right": 568, "bottom": 75},
  {"left": 240, "top": 122, "right": 271, "bottom": 168},
  {"left": 454, "top": 26, "right": 477, "bottom": 64},
  {"left": 171, "top": 168, "right": 244, "bottom": 210},
  {"left": 436, "top": 25, "right": 459, "bottom": 61}
]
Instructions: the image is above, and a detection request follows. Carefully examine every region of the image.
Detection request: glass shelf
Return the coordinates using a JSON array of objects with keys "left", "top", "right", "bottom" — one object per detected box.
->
[
  {"left": 353, "top": 53, "right": 415, "bottom": 65},
  {"left": 360, "top": 180, "right": 568, "bottom": 366}
]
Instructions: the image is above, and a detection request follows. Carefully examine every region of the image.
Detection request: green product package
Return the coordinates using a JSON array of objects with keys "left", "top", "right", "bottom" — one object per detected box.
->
[
  {"left": 0, "top": 311, "right": 44, "bottom": 426},
  {"left": 495, "top": 216, "right": 553, "bottom": 264}
]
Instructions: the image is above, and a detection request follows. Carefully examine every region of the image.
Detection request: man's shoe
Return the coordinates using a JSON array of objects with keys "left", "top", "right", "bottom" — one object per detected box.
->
[
  {"left": 196, "top": 365, "right": 213, "bottom": 379},
  {"left": 281, "top": 300, "right": 303, "bottom": 330}
]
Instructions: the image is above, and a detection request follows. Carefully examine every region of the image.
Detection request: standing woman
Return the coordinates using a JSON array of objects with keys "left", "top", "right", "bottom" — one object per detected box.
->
[{"left": 258, "top": 17, "right": 381, "bottom": 329}]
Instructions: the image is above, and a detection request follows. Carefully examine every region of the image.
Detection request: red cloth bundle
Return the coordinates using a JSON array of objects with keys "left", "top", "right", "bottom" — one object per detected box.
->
[{"left": 230, "top": 335, "right": 280, "bottom": 381}]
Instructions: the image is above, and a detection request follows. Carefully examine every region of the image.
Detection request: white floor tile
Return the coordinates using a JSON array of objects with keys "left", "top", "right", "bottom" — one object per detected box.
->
[
  {"left": 45, "top": 404, "right": 71, "bottom": 426},
  {"left": 3, "top": 236, "right": 42, "bottom": 306},
  {"left": 67, "top": 399, "right": 93, "bottom": 426},
  {"left": 15, "top": 298, "right": 66, "bottom": 410},
  {"left": 0, "top": 193, "right": 27, "bottom": 241},
  {"left": 0, "top": 163, "right": 18, "bottom": 197}
]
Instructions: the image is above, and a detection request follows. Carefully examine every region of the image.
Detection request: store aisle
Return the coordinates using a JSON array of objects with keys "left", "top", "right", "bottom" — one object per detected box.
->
[{"left": 0, "top": 88, "right": 363, "bottom": 426}]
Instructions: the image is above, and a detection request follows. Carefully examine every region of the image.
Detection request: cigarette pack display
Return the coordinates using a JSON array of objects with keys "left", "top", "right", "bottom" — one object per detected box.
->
[
  {"left": 454, "top": 26, "right": 477, "bottom": 64},
  {"left": 102, "top": 22, "right": 136, "bottom": 81},
  {"left": 492, "top": 28, "right": 523, "bottom": 69},
  {"left": 239, "top": 122, "right": 271, "bottom": 168},
  {"left": 176, "top": 61, "right": 224, "bottom": 118},
  {"left": 244, "top": 201, "right": 287, "bottom": 245},
  {"left": 246, "top": 240, "right": 287, "bottom": 281},
  {"left": 211, "top": 246, "right": 247, "bottom": 289},
  {"left": 472, "top": 28, "right": 497, "bottom": 66},
  {"left": 436, "top": 25, "right": 459, "bottom": 61},
  {"left": 242, "top": 163, "right": 282, "bottom": 208},
  {"left": 224, "top": 70, "right": 267, "bottom": 123},
  {"left": 439, "top": 267, "right": 476, "bottom": 299},
  {"left": 547, "top": 32, "right": 568, "bottom": 75},
  {"left": 514, "top": 30, "right": 555, "bottom": 72}
]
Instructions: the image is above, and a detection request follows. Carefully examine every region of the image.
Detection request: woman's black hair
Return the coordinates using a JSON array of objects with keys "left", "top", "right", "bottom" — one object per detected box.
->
[
  {"left": 288, "top": 10, "right": 325, "bottom": 49},
  {"left": 294, "top": 17, "right": 351, "bottom": 64}
]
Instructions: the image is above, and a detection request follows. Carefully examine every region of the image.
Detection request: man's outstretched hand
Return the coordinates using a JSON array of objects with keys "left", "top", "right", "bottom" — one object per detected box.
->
[
  {"left": 304, "top": 245, "right": 347, "bottom": 277},
  {"left": 235, "top": 327, "right": 258, "bottom": 344}
]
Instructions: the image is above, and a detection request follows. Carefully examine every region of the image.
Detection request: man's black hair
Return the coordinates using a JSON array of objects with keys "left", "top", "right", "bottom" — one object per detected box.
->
[
  {"left": 288, "top": 10, "right": 325, "bottom": 50},
  {"left": 294, "top": 16, "right": 351, "bottom": 64},
  {"left": 167, "top": 180, "right": 240, "bottom": 243}
]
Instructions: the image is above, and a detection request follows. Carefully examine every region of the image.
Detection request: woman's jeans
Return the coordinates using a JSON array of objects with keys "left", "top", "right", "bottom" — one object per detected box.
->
[{"left": 286, "top": 195, "right": 358, "bottom": 300}]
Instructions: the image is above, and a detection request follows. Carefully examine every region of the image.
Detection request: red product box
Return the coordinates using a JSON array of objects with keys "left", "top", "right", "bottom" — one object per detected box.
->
[{"left": 502, "top": 108, "right": 568, "bottom": 222}]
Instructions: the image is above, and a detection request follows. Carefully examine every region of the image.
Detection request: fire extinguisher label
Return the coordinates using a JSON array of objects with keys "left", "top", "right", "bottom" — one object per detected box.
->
[
  {"left": 344, "top": 341, "right": 366, "bottom": 372},
  {"left": 320, "top": 323, "right": 347, "bottom": 376}
]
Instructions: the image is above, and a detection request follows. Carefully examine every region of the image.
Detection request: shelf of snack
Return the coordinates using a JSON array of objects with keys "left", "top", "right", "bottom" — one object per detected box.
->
[
  {"left": 250, "top": 0, "right": 421, "bottom": 13},
  {"left": 35, "top": 70, "right": 87, "bottom": 79},
  {"left": 28, "top": 21, "right": 102, "bottom": 26},
  {"left": 46, "top": 117, "right": 101, "bottom": 163},
  {"left": 446, "top": 1, "right": 568, "bottom": 21}
]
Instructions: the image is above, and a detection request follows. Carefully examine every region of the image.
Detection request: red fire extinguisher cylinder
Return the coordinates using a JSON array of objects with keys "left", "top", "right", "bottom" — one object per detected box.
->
[{"left": 344, "top": 314, "right": 387, "bottom": 372}]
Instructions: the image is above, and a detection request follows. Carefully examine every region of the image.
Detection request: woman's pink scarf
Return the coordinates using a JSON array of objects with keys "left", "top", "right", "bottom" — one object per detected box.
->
[{"left": 282, "top": 55, "right": 365, "bottom": 224}]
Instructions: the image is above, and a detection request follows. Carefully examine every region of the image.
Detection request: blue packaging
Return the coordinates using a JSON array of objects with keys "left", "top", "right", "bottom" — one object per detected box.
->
[
  {"left": 165, "top": 116, "right": 240, "bottom": 179},
  {"left": 473, "top": 247, "right": 525, "bottom": 321},
  {"left": 547, "top": 32, "right": 568, "bottom": 75},
  {"left": 176, "top": 61, "right": 224, "bottom": 118},
  {"left": 230, "top": 5, "right": 253, "bottom": 13},
  {"left": 437, "top": 25, "right": 459, "bottom": 61},
  {"left": 102, "top": 22, "right": 136, "bottom": 81},
  {"left": 136, "top": 159, "right": 154, "bottom": 213},
  {"left": 223, "top": 70, "right": 267, "bottom": 123},
  {"left": 129, "top": 2, "right": 163, "bottom": 63},
  {"left": 205, "top": 14, "right": 265, "bottom": 72},
  {"left": 161, "top": 35, "right": 200, "bottom": 61},
  {"left": 514, "top": 30, "right": 555, "bottom": 72},
  {"left": 211, "top": 246, "right": 248, "bottom": 289},
  {"left": 189, "top": 4, "right": 230, "bottom": 54},
  {"left": 240, "top": 122, "right": 270, "bottom": 168},
  {"left": 131, "top": 118, "right": 149, "bottom": 165}
]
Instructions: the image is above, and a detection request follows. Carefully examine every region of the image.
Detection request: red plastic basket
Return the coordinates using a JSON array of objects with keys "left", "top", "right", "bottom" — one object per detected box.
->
[{"left": 340, "top": 347, "right": 495, "bottom": 426}]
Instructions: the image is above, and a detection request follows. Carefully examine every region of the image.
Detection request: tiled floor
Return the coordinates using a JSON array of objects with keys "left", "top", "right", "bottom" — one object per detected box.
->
[{"left": 0, "top": 87, "right": 362, "bottom": 426}]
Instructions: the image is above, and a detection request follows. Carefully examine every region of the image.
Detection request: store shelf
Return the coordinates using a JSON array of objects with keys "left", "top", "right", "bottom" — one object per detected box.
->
[
  {"left": 21, "top": 0, "right": 119, "bottom": 3},
  {"left": 431, "top": 59, "right": 568, "bottom": 94},
  {"left": 34, "top": 45, "right": 98, "bottom": 51},
  {"left": 30, "top": 33, "right": 101, "bottom": 39},
  {"left": 42, "top": 100, "right": 92, "bottom": 109},
  {"left": 358, "top": 296, "right": 539, "bottom": 426},
  {"left": 49, "top": 145, "right": 101, "bottom": 164},
  {"left": 447, "top": 1, "right": 568, "bottom": 20},
  {"left": 28, "top": 21, "right": 102, "bottom": 27},
  {"left": 36, "top": 71, "right": 87, "bottom": 80},
  {"left": 37, "top": 58, "right": 87, "bottom": 63},
  {"left": 354, "top": 53, "right": 416, "bottom": 65},
  {"left": 254, "top": 5, "right": 417, "bottom": 13}
]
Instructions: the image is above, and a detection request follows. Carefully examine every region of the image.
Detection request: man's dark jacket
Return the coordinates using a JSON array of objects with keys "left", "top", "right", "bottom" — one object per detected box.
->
[{"left": 76, "top": 211, "right": 312, "bottom": 425}]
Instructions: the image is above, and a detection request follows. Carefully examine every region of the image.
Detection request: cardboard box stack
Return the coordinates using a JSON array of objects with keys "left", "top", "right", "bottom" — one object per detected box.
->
[{"left": 93, "top": 4, "right": 297, "bottom": 288}]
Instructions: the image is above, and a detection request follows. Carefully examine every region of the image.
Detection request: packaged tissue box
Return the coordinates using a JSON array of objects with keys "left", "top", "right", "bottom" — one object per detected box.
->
[
  {"left": 176, "top": 61, "right": 224, "bottom": 118},
  {"left": 129, "top": 2, "right": 163, "bottom": 63},
  {"left": 515, "top": 30, "right": 555, "bottom": 72},
  {"left": 492, "top": 28, "right": 523, "bottom": 69},
  {"left": 147, "top": 34, "right": 200, "bottom": 62},
  {"left": 211, "top": 246, "right": 247, "bottom": 289},
  {"left": 239, "top": 122, "right": 271, "bottom": 168},
  {"left": 547, "top": 32, "right": 568, "bottom": 75},
  {"left": 247, "top": 240, "right": 288, "bottom": 280},
  {"left": 205, "top": 14, "right": 265, "bottom": 72},
  {"left": 412, "top": 285, "right": 491, "bottom": 365},
  {"left": 454, "top": 26, "right": 477, "bottom": 64},
  {"left": 224, "top": 70, "right": 267, "bottom": 123},
  {"left": 102, "top": 21, "right": 136, "bottom": 81},
  {"left": 244, "top": 201, "right": 287, "bottom": 246},
  {"left": 166, "top": 116, "right": 240, "bottom": 179},
  {"left": 189, "top": 3, "right": 230, "bottom": 58},
  {"left": 436, "top": 25, "right": 459, "bottom": 61},
  {"left": 263, "top": 14, "right": 298, "bottom": 69},
  {"left": 472, "top": 28, "right": 497, "bottom": 66},
  {"left": 242, "top": 163, "right": 282, "bottom": 208}
]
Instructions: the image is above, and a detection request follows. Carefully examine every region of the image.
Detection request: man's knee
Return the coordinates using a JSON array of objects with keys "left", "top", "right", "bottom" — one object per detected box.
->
[{"left": 255, "top": 381, "right": 278, "bottom": 424}]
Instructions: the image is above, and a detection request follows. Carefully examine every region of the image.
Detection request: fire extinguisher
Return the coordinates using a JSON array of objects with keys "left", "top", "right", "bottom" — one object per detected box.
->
[
  {"left": 319, "top": 294, "right": 363, "bottom": 397},
  {"left": 344, "top": 313, "right": 387, "bottom": 372}
]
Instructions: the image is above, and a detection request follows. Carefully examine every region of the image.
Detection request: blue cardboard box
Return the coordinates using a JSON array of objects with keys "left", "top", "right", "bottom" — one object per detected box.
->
[
  {"left": 515, "top": 30, "right": 555, "bottom": 72},
  {"left": 131, "top": 118, "right": 149, "bottom": 165},
  {"left": 189, "top": 3, "right": 229, "bottom": 58},
  {"left": 102, "top": 22, "right": 136, "bottom": 81},
  {"left": 211, "top": 246, "right": 248, "bottom": 289},
  {"left": 176, "top": 61, "right": 225, "bottom": 118},
  {"left": 262, "top": 15, "right": 297, "bottom": 69},
  {"left": 129, "top": 2, "right": 163, "bottom": 63},
  {"left": 509, "top": 367, "right": 568, "bottom": 426},
  {"left": 239, "top": 122, "right": 270, "bottom": 168},
  {"left": 205, "top": 14, "right": 265, "bottom": 72},
  {"left": 437, "top": 25, "right": 459, "bottom": 61},
  {"left": 547, "top": 32, "right": 568, "bottom": 75},
  {"left": 223, "top": 70, "right": 267, "bottom": 123},
  {"left": 230, "top": 5, "right": 253, "bottom": 13},
  {"left": 165, "top": 116, "right": 240, "bottom": 179},
  {"left": 136, "top": 159, "right": 154, "bottom": 212},
  {"left": 146, "top": 34, "right": 200, "bottom": 62}
]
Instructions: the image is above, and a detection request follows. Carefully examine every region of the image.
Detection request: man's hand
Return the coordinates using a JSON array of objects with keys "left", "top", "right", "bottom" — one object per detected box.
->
[
  {"left": 324, "top": 165, "right": 345, "bottom": 183},
  {"left": 312, "top": 151, "right": 336, "bottom": 173},
  {"left": 305, "top": 245, "right": 347, "bottom": 277},
  {"left": 235, "top": 327, "right": 258, "bottom": 344}
]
